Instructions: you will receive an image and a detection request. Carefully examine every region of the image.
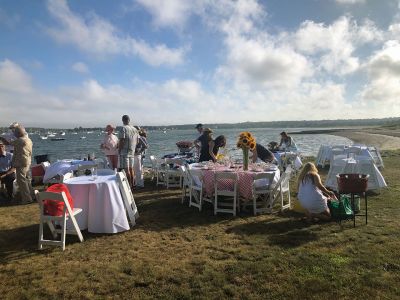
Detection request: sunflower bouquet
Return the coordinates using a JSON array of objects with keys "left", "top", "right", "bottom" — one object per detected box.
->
[{"left": 237, "top": 132, "right": 256, "bottom": 170}]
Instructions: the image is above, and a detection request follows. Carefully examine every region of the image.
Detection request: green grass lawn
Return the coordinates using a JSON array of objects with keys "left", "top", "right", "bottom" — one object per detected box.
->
[{"left": 1, "top": 151, "right": 400, "bottom": 299}]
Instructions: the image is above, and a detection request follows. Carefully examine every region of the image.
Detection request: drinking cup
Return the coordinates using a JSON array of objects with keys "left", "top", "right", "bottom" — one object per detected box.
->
[{"left": 91, "top": 168, "right": 98, "bottom": 180}]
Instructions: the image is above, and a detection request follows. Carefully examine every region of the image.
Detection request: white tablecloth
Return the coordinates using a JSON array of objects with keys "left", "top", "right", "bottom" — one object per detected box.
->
[
  {"left": 325, "top": 157, "right": 387, "bottom": 191},
  {"left": 43, "top": 160, "right": 97, "bottom": 183},
  {"left": 64, "top": 174, "right": 130, "bottom": 233},
  {"left": 316, "top": 144, "right": 382, "bottom": 168}
]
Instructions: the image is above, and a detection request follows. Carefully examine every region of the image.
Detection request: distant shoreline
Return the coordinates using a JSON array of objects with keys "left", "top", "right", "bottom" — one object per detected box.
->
[{"left": 291, "top": 128, "right": 400, "bottom": 150}]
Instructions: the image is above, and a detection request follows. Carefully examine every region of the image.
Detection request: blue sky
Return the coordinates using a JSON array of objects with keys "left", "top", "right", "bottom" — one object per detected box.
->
[{"left": 0, "top": 0, "right": 399, "bottom": 128}]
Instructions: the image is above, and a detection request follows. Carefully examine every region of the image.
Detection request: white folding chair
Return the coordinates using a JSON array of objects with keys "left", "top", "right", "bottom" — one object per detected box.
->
[
  {"left": 35, "top": 190, "right": 84, "bottom": 251},
  {"left": 165, "top": 158, "right": 184, "bottom": 189},
  {"left": 149, "top": 155, "right": 158, "bottom": 181},
  {"left": 214, "top": 172, "right": 238, "bottom": 216},
  {"left": 116, "top": 171, "right": 139, "bottom": 226},
  {"left": 150, "top": 157, "right": 167, "bottom": 186},
  {"left": 180, "top": 165, "right": 190, "bottom": 204},
  {"left": 249, "top": 172, "right": 276, "bottom": 215},
  {"left": 188, "top": 168, "right": 205, "bottom": 211},
  {"left": 266, "top": 167, "right": 292, "bottom": 212}
]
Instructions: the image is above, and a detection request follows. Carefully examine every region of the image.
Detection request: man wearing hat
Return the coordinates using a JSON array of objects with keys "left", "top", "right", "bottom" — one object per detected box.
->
[{"left": 0, "top": 141, "right": 16, "bottom": 201}]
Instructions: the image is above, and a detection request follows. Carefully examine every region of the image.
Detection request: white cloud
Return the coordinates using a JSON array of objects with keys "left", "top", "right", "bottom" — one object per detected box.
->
[
  {"left": 217, "top": 36, "right": 313, "bottom": 88},
  {"left": 1, "top": 59, "right": 399, "bottom": 127},
  {"left": 3, "top": 0, "right": 400, "bottom": 127},
  {"left": 135, "top": 0, "right": 197, "bottom": 29},
  {"left": 293, "top": 16, "right": 383, "bottom": 75},
  {"left": 335, "top": 0, "right": 366, "bottom": 4},
  {"left": 0, "top": 59, "right": 33, "bottom": 94},
  {"left": 72, "top": 62, "right": 89, "bottom": 74},
  {"left": 45, "top": 0, "right": 186, "bottom": 66},
  {"left": 359, "top": 40, "right": 400, "bottom": 112}
]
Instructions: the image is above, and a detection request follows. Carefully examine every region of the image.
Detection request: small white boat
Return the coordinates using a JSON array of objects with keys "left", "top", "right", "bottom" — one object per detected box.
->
[
  {"left": 59, "top": 132, "right": 66, "bottom": 136},
  {"left": 71, "top": 132, "right": 78, "bottom": 135},
  {"left": 48, "top": 133, "right": 56, "bottom": 137},
  {"left": 80, "top": 136, "right": 87, "bottom": 139},
  {"left": 87, "top": 131, "right": 93, "bottom": 134},
  {"left": 40, "top": 136, "right": 48, "bottom": 140}
]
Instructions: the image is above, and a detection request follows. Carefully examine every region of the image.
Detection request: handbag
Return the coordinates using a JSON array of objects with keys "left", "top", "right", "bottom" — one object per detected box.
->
[{"left": 328, "top": 195, "right": 353, "bottom": 220}]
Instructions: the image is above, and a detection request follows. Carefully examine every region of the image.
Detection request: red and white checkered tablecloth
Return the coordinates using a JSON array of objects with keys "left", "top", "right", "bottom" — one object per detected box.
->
[{"left": 195, "top": 165, "right": 280, "bottom": 200}]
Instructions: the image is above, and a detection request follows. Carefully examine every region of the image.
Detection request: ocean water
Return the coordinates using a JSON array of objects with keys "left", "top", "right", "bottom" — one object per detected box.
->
[{"left": 29, "top": 128, "right": 352, "bottom": 165}]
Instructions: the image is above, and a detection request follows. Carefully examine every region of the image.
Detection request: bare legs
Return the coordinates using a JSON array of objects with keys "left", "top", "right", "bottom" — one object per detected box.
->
[
  {"left": 304, "top": 208, "right": 331, "bottom": 223},
  {"left": 107, "top": 155, "right": 118, "bottom": 170},
  {"left": 124, "top": 167, "right": 135, "bottom": 189}
]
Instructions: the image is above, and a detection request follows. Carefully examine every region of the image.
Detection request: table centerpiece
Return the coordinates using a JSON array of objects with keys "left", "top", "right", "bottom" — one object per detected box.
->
[{"left": 237, "top": 132, "right": 256, "bottom": 171}]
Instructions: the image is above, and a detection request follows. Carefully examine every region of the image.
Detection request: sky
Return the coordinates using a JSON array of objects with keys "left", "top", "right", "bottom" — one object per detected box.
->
[{"left": 0, "top": 0, "right": 400, "bottom": 128}]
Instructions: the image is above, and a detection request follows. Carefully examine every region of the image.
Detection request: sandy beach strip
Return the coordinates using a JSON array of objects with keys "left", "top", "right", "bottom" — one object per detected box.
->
[
  {"left": 329, "top": 130, "right": 400, "bottom": 150},
  {"left": 293, "top": 128, "right": 400, "bottom": 150}
]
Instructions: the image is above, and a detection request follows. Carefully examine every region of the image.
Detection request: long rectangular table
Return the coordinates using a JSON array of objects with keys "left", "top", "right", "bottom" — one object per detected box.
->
[{"left": 190, "top": 163, "right": 280, "bottom": 200}]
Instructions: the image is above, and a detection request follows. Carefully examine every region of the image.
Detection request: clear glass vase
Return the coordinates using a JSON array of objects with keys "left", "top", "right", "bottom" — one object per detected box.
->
[{"left": 242, "top": 147, "right": 249, "bottom": 171}]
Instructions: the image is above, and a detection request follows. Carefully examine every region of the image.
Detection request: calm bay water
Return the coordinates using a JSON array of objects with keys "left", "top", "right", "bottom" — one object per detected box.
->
[{"left": 30, "top": 128, "right": 352, "bottom": 165}]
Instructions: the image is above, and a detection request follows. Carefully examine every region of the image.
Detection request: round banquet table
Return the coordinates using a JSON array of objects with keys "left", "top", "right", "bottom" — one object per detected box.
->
[
  {"left": 64, "top": 174, "right": 130, "bottom": 233},
  {"left": 190, "top": 164, "right": 280, "bottom": 200},
  {"left": 325, "top": 157, "right": 387, "bottom": 191}
]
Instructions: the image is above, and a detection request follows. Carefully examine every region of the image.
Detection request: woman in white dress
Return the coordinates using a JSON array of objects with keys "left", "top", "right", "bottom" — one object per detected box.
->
[
  {"left": 100, "top": 124, "right": 119, "bottom": 169},
  {"left": 297, "top": 162, "right": 336, "bottom": 221}
]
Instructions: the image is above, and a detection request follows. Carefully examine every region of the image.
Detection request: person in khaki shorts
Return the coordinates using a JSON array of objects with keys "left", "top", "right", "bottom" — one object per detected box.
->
[
  {"left": 0, "top": 125, "right": 33, "bottom": 204},
  {"left": 118, "top": 115, "right": 138, "bottom": 189}
]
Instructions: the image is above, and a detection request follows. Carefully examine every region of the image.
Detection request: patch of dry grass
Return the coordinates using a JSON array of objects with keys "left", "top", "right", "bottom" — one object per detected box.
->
[{"left": 1, "top": 152, "right": 400, "bottom": 299}]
